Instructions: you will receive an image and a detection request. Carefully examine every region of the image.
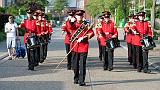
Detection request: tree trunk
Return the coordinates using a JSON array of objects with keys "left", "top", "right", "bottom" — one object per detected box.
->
[{"left": 151, "top": 0, "right": 156, "bottom": 38}]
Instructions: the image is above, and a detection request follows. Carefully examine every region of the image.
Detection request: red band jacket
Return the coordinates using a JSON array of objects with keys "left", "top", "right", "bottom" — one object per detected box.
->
[
  {"left": 124, "top": 21, "right": 134, "bottom": 43},
  {"left": 132, "top": 21, "right": 152, "bottom": 46},
  {"left": 20, "top": 18, "right": 37, "bottom": 44},
  {"left": 97, "top": 20, "right": 118, "bottom": 46},
  {"left": 70, "top": 22, "right": 95, "bottom": 53}
]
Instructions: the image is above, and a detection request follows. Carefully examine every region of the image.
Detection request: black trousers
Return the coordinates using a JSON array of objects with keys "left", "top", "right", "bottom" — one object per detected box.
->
[
  {"left": 34, "top": 46, "right": 40, "bottom": 65},
  {"left": 135, "top": 45, "right": 149, "bottom": 70},
  {"left": 40, "top": 44, "right": 44, "bottom": 62},
  {"left": 98, "top": 41, "right": 103, "bottom": 60},
  {"left": 25, "top": 44, "right": 35, "bottom": 68},
  {"left": 72, "top": 52, "right": 87, "bottom": 83},
  {"left": 135, "top": 45, "right": 143, "bottom": 70},
  {"left": 127, "top": 43, "right": 133, "bottom": 64},
  {"left": 142, "top": 50, "right": 149, "bottom": 70},
  {"left": 43, "top": 43, "right": 48, "bottom": 60},
  {"left": 102, "top": 46, "right": 114, "bottom": 69},
  {"left": 132, "top": 44, "right": 137, "bottom": 68},
  {"left": 65, "top": 43, "right": 72, "bottom": 67}
]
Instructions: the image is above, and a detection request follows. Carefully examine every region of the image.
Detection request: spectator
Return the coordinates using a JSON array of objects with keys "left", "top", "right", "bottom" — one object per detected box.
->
[{"left": 4, "top": 15, "right": 19, "bottom": 60}]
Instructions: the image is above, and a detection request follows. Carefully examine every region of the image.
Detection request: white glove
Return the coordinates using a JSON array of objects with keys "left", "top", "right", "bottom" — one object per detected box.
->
[
  {"left": 112, "top": 35, "right": 117, "bottom": 38},
  {"left": 133, "top": 30, "right": 137, "bottom": 34},
  {"left": 77, "top": 37, "right": 84, "bottom": 43},
  {"left": 70, "top": 17, "right": 76, "bottom": 22}
]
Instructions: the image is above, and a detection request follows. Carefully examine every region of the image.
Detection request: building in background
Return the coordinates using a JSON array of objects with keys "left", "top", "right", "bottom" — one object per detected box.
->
[
  {"left": 76, "top": 0, "right": 91, "bottom": 20},
  {"left": 0, "top": 0, "right": 15, "bottom": 7},
  {"left": 46, "top": 0, "right": 76, "bottom": 17}
]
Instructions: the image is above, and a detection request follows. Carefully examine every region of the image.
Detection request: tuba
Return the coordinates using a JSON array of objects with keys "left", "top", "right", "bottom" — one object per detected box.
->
[{"left": 70, "top": 20, "right": 90, "bottom": 43}]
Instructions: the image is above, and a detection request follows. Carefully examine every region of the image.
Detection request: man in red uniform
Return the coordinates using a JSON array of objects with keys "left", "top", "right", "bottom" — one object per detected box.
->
[
  {"left": 70, "top": 10, "right": 94, "bottom": 86},
  {"left": 37, "top": 12, "right": 46, "bottom": 63},
  {"left": 98, "top": 11, "right": 118, "bottom": 71},
  {"left": 61, "top": 10, "right": 76, "bottom": 70},
  {"left": 132, "top": 12, "right": 152, "bottom": 73},
  {"left": 19, "top": 9, "right": 37, "bottom": 70},
  {"left": 95, "top": 15, "right": 104, "bottom": 61},
  {"left": 33, "top": 11, "right": 41, "bottom": 66},
  {"left": 124, "top": 14, "right": 134, "bottom": 65}
]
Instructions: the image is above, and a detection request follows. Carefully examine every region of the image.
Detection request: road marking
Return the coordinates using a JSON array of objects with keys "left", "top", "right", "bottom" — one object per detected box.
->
[
  {"left": 87, "top": 59, "right": 94, "bottom": 90},
  {"left": 120, "top": 43, "right": 160, "bottom": 71}
]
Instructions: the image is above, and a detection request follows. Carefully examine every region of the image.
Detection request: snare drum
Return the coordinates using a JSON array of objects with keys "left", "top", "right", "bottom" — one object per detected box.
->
[
  {"left": 106, "top": 38, "right": 116, "bottom": 50},
  {"left": 106, "top": 38, "right": 120, "bottom": 50},
  {"left": 140, "top": 34, "right": 156, "bottom": 50},
  {"left": 27, "top": 36, "right": 37, "bottom": 47}
]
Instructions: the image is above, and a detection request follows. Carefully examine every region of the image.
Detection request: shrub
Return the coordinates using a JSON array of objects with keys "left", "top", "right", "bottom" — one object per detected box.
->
[{"left": 0, "top": 31, "right": 6, "bottom": 41}]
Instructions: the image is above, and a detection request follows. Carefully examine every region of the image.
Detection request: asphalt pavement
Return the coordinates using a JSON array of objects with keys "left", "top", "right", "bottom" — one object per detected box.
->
[{"left": 0, "top": 27, "right": 160, "bottom": 90}]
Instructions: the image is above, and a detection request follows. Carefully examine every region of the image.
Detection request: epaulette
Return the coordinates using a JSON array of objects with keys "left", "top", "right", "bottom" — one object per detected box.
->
[
  {"left": 95, "top": 24, "right": 99, "bottom": 28},
  {"left": 124, "top": 23, "right": 129, "bottom": 27},
  {"left": 41, "top": 22, "right": 44, "bottom": 27},
  {"left": 46, "top": 22, "right": 48, "bottom": 26},
  {"left": 36, "top": 21, "right": 40, "bottom": 25}
]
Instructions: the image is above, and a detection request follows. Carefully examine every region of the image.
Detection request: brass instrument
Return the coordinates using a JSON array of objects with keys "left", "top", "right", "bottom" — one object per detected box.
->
[
  {"left": 53, "top": 21, "right": 95, "bottom": 73},
  {"left": 70, "top": 20, "right": 90, "bottom": 43}
]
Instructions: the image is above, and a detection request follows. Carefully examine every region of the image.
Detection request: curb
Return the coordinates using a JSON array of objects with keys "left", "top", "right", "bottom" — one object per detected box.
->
[
  {"left": 0, "top": 53, "right": 8, "bottom": 60},
  {"left": 120, "top": 43, "right": 160, "bottom": 71}
]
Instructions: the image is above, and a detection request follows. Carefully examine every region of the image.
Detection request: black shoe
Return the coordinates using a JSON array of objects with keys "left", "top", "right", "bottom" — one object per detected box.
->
[
  {"left": 34, "top": 63, "right": 39, "bottom": 67},
  {"left": 143, "top": 69, "right": 151, "bottom": 73},
  {"left": 74, "top": 80, "right": 79, "bottom": 84},
  {"left": 40, "top": 60, "right": 44, "bottom": 63},
  {"left": 79, "top": 82, "right": 86, "bottom": 86},
  {"left": 28, "top": 67, "right": 34, "bottom": 71},
  {"left": 129, "top": 62, "right": 132, "bottom": 65},
  {"left": 67, "top": 66, "right": 71, "bottom": 70},
  {"left": 103, "top": 67, "right": 108, "bottom": 70},
  {"left": 108, "top": 67, "right": 113, "bottom": 71},
  {"left": 99, "top": 56, "right": 102, "bottom": 61},
  {"left": 137, "top": 68, "right": 142, "bottom": 72}
]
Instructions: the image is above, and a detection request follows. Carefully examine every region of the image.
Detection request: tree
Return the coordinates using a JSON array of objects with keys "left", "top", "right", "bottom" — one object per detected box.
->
[
  {"left": 54, "top": 0, "right": 68, "bottom": 22},
  {"left": 4, "top": 0, "right": 49, "bottom": 16},
  {"left": 151, "top": 0, "right": 156, "bottom": 38}
]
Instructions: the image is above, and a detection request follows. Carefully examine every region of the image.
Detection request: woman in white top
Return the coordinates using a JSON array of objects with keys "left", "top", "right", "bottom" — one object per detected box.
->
[{"left": 5, "top": 15, "right": 19, "bottom": 60}]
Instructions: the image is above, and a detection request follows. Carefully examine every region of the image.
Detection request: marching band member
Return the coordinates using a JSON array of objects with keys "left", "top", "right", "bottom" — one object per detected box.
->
[
  {"left": 95, "top": 15, "right": 104, "bottom": 61},
  {"left": 132, "top": 12, "right": 152, "bottom": 73},
  {"left": 19, "top": 9, "right": 37, "bottom": 70},
  {"left": 33, "top": 12, "right": 41, "bottom": 66},
  {"left": 98, "top": 11, "right": 118, "bottom": 71},
  {"left": 41, "top": 15, "right": 48, "bottom": 60},
  {"left": 38, "top": 12, "right": 46, "bottom": 63},
  {"left": 70, "top": 10, "right": 94, "bottom": 86},
  {"left": 124, "top": 14, "right": 134, "bottom": 65},
  {"left": 61, "top": 10, "right": 76, "bottom": 70}
]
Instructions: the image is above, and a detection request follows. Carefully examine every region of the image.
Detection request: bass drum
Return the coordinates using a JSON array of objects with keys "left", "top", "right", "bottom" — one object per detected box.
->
[
  {"left": 27, "top": 36, "right": 37, "bottom": 47},
  {"left": 140, "top": 34, "right": 156, "bottom": 50}
]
